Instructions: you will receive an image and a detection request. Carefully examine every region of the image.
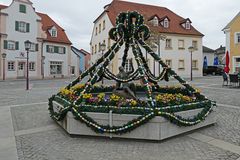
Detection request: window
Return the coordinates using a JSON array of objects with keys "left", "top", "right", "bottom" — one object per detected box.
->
[
  {"left": 29, "top": 62, "right": 35, "bottom": 71},
  {"left": 4, "top": 41, "right": 19, "bottom": 50},
  {"left": 58, "top": 47, "right": 65, "bottom": 54},
  {"left": 99, "top": 24, "right": 101, "bottom": 33},
  {"left": 124, "top": 59, "right": 132, "bottom": 72},
  {"left": 50, "top": 28, "right": 57, "bottom": 37},
  {"left": 71, "top": 66, "right": 75, "bottom": 75},
  {"left": 95, "top": 27, "right": 98, "bottom": 35},
  {"left": 186, "top": 21, "right": 191, "bottom": 29},
  {"left": 163, "top": 18, "right": 169, "bottom": 28},
  {"left": 165, "top": 39, "right": 172, "bottom": 48},
  {"left": 103, "top": 20, "right": 106, "bottom": 30},
  {"left": 47, "top": 45, "right": 54, "bottom": 53},
  {"left": 178, "top": 60, "right": 185, "bottom": 70},
  {"left": 152, "top": 16, "right": 159, "bottom": 26},
  {"left": 103, "top": 40, "right": 106, "bottom": 51},
  {"left": 8, "top": 62, "right": 15, "bottom": 71},
  {"left": 108, "top": 37, "right": 111, "bottom": 49},
  {"left": 47, "top": 45, "right": 65, "bottom": 54},
  {"left": 19, "top": 22, "right": 26, "bottom": 32},
  {"left": 165, "top": 59, "right": 172, "bottom": 68},
  {"left": 178, "top": 40, "right": 185, "bottom": 49},
  {"left": 92, "top": 46, "right": 94, "bottom": 55},
  {"left": 234, "top": 57, "right": 240, "bottom": 72},
  {"left": 235, "top": 33, "right": 240, "bottom": 43},
  {"left": 50, "top": 61, "right": 63, "bottom": 75},
  {"left": 8, "top": 41, "right": 15, "bottom": 50},
  {"left": 16, "top": 21, "right": 30, "bottom": 33},
  {"left": 30, "top": 43, "right": 39, "bottom": 52},
  {"left": 95, "top": 44, "right": 97, "bottom": 53},
  {"left": 192, "top": 60, "right": 198, "bottom": 70},
  {"left": 98, "top": 43, "right": 101, "bottom": 52},
  {"left": 192, "top": 41, "right": 198, "bottom": 50},
  {"left": 19, "top": 4, "right": 26, "bottom": 13}
]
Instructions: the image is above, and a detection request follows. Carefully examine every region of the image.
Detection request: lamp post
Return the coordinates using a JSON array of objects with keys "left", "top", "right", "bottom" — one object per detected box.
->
[
  {"left": 100, "top": 42, "right": 106, "bottom": 84},
  {"left": 188, "top": 46, "right": 195, "bottom": 81},
  {"left": 24, "top": 40, "right": 32, "bottom": 90},
  {"left": 151, "top": 44, "right": 157, "bottom": 76},
  {"left": 2, "top": 53, "right": 6, "bottom": 81}
]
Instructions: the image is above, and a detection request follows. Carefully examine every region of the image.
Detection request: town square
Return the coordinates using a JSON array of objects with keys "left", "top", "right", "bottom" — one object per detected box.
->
[{"left": 0, "top": 0, "right": 240, "bottom": 160}]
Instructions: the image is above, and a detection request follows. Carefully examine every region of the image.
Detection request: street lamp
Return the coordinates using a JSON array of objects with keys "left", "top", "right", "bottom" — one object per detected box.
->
[
  {"left": 151, "top": 44, "right": 157, "bottom": 76},
  {"left": 24, "top": 40, "right": 32, "bottom": 90},
  {"left": 188, "top": 46, "right": 195, "bottom": 81},
  {"left": 100, "top": 42, "right": 106, "bottom": 84},
  {"left": 2, "top": 53, "right": 7, "bottom": 81}
]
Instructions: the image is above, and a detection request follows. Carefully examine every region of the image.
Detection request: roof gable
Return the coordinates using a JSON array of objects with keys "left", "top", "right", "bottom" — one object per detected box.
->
[
  {"left": 223, "top": 12, "right": 240, "bottom": 30},
  {"left": 37, "top": 12, "right": 71, "bottom": 45},
  {"left": 104, "top": 0, "right": 203, "bottom": 36},
  {"left": 0, "top": 4, "right": 7, "bottom": 9}
]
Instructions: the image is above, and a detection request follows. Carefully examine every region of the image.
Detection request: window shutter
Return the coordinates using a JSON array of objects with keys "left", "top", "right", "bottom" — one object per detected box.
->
[
  {"left": 19, "top": 4, "right": 26, "bottom": 13},
  {"left": 35, "top": 44, "right": 39, "bottom": 51},
  {"left": 15, "top": 21, "right": 19, "bottom": 31},
  {"left": 63, "top": 47, "right": 66, "bottom": 54},
  {"left": 15, "top": 41, "right": 19, "bottom": 50},
  {"left": 54, "top": 46, "right": 59, "bottom": 53},
  {"left": 26, "top": 23, "right": 30, "bottom": 32},
  {"left": 46, "top": 45, "right": 50, "bottom": 52},
  {"left": 4, "top": 40, "right": 8, "bottom": 49}
]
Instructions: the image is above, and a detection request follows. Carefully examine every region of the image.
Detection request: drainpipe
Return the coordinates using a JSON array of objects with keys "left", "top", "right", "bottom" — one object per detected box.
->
[{"left": 41, "top": 41, "right": 44, "bottom": 79}]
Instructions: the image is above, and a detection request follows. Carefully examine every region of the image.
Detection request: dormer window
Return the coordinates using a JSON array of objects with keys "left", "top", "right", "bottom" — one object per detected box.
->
[
  {"left": 163, "top": 18, "right": 169, "bottom": 28},
  {"left": 180, "top": 18, "right": 192, "bottom": 30},
  {"left": 152, "top": 16, "right": 159, "bottom": 26},
  {"left": 49, "top": 27, "right": 57, "bottom": 37},
  {"left": 186, "top": 21, "right": 191, "bottom": 29}
]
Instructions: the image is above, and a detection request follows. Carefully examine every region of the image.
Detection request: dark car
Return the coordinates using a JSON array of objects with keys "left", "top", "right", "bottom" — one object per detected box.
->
[{"left": 203, "top": 66, "right": 223, "bottom": 75}]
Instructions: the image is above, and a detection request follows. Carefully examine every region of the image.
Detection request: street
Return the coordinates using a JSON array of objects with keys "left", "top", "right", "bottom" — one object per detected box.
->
[{"left": 1, "top": 76, "right": 240, "bottom": 160}]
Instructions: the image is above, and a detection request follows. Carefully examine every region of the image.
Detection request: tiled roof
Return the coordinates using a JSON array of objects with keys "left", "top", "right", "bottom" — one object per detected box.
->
[
  {"left": 203, "top": 46, "right": 215, "bottom": 53},
  {"left": 37, "top": 12, "right": 71, "bottom": 45},
  {"left": 71, "top": 46, "right": 90, "bottom": 56},
  {"left": 0, "top": 3, "right": 71, "bottom": 45},
  {"left": 0, "top": 4, "right": 7, "bottom": 9},
  {"left": 103, "top": 0, "right": 203, "bottom": 36}
]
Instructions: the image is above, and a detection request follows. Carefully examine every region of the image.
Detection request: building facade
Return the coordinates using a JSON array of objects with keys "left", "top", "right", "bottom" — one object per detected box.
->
[
  {"left": 71, "top": 47, "right": 91, "bottom": 74},
  {"left": 90, "top": 0, "right": 204, "bottom": 78},
  {"left": 223, "top": 12, "right": 240, "bottom": 73},
  {"left": 203, "top": 46, "right": 215, "bottom": 66},
  {"left": 0, "top": 0, "right": 79, "bottom": 80}
]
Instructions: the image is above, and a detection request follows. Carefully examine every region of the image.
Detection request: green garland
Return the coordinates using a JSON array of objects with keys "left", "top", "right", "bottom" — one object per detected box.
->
[{"left": 48, "top": 11, "right": 216, "bottom": 135}]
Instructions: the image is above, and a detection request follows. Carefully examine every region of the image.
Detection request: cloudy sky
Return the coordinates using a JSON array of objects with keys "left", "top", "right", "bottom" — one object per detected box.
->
[{"left": 0, "top": 0, "right": 239, "bottom": 51}]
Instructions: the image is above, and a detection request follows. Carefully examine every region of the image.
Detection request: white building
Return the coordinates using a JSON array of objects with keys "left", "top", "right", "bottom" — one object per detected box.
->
[
  {"left": 0, "top": 0, "right": 79, "bottom": 80},
  {"left": 90, "top": 0, "right": 204, "bottom": 78}
]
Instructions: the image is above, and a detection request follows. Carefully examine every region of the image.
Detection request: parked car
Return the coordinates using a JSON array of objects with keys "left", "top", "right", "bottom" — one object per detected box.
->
[{"left": 203, "top": 66, "right": 223, "bottom": 75}]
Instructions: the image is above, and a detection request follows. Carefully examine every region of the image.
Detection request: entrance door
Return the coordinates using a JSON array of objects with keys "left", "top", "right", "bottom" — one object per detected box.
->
[{"left": 18, "top": 62, "right": 25, "bottom": 78}]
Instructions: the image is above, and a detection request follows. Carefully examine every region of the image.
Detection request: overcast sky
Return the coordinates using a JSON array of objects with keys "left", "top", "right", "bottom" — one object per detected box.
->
[{"left": 0, "top": 0, "right": 239, "bottom": 51}]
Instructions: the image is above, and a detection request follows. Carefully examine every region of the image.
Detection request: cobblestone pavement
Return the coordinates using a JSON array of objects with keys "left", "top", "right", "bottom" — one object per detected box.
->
[
  {"left": 1, "top": 76, "right": 240, "bottom": 160},
  {"left": 16, "top": 129, "right": 239, "bottom": 160},
  {"left": 199, "top": 106, "right": 240, "bottom": 146}
]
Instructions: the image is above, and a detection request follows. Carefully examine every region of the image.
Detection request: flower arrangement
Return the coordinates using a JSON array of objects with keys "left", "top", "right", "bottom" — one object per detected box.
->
[
  {"left": 129, "top": 99, "right": 138, "bottom": 106},
  {"left": 82, "top": 93, "right": 93, "bottom": 100},
  {"left": 97, "top": 93, "right": 105, "bottom": 102},
  {"left": 155, "top": 93, "right": 193, "bottom": 106}
]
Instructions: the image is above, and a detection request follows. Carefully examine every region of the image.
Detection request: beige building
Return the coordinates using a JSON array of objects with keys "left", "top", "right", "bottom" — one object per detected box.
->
[{"left": 90, "top": 0, "right": 204, "bottom": 78}]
